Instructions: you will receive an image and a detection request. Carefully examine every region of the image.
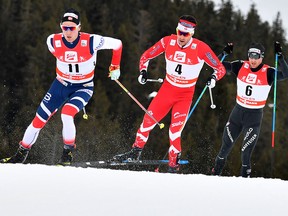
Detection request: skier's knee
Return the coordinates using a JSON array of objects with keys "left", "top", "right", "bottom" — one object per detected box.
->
[
  {"left": 61, "top": 104, "right": 78, "bottom": 117},
  {"left": 32, "top": 115, "right": 46, "bottom": 129}
]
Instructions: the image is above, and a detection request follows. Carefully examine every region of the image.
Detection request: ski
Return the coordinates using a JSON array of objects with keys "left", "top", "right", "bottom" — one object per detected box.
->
[{"left": 71, "top": 159, "right": 189, "bottom": 168}]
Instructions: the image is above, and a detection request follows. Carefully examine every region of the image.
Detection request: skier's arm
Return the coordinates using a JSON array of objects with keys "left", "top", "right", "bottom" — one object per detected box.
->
[
  {"left": 137, "top": 36, "right": 167, "bottom": 84},
  {"left": 228, "top": 60, "right": 244, "bottom": 76},
  {"left": 198, "top": 42, "right": 226, "bottom": 81},
  {"left": 277, "top": 56, "right": 288, "bottom": 80},
  {"left": 217, "top": 43, "right": 244, "bottom": 76},
  {"left": 267, "top": 56, "right": 288, "bottom": 84},
  {"left": 217, "top": 43, "right": 242, "bottom": 76},
  {"left": 94, "top": 35, "right": 122, "bottom": 66},
  {"left": 267, "top": 42, "right": 288, "bottom": 84},
  {"left": 46, "top": 34, "right": 55, "bottom": 53},
  {"left": 218, "top": 42, "right": 233, "bottom": 61},
  {"left": 139, "top": 36, "right": 167, "bottom": 71},
  {"left": 92, "top": 34, "right": 122, "bottom": 80}
]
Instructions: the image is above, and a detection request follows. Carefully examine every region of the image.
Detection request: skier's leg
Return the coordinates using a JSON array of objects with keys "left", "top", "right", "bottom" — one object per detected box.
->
[
  {"left": 61, "top": 87, "right": 93, "bottom": 145},
  {"left": 1, "top": 79, "right": 63, "bottom": 163},
  {"left": 113, "top": 85, "right": 173, "bottom": 162},
  {"left": 21, "top": 80, "right": 64, "bottom": 148},
  {"left": 133, "top": 87, "right": 173, "bottom": 149},
  {"left": 241, "top": 110, "right": 263, "bottom": 177},
  {"left": 167, "top": 98, "right": 191, "bottom": 171},
  {"left": 59, "top": 86, "right": 93, "bottom": 164},
  {"left": 213, "top": 106, "right": 243, "bottom": 175}
]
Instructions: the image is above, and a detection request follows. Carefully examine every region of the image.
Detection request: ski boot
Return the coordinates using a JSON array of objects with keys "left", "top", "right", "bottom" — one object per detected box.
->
[
  {"left": 167, "top": 165, "right": 180, "bottom": 173},
  {"left": 57, "top": 144, "right": 75, "bottom": 166},
  {"left": 167, "top": 152, "right": 181, "bottom": 173},
  {"left": 112, "top": 146, "right": 142, "bottom": 162},
  {"left": 0, "top": 145, "right": 30, "bottom": 163},
  {"left": 241, "top": 165, "right": 251, "bottom": 178},
  {"left": 212, "top": 156, "right": 226, "bottom": 175}
]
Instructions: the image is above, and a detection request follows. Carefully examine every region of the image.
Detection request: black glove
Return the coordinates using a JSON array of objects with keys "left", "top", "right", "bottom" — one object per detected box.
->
[
  {"left": 206, "top": 75, "right": 216, "bottom": 88},
  {"left": 223, "top": 43, "right": 233, "bottom": 55},
  {"left": 274, "top": 41, "right": 282, "bottom": 57},
  {"left": 138, "top": 70, "right": 148, "bottom": 84}
]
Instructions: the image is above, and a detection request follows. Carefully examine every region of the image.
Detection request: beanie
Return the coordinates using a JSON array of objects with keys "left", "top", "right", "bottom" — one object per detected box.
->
[
  {"left": 61, "top": 8, "right": 80, "bottom": 25},
  {"left": 248, "top": 43, "right": 265, "bottom": 58}
]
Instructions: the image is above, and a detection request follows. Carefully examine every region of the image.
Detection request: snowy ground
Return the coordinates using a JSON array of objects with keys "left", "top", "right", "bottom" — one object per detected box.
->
[{"left": 1, "top": 164, "right": 288, "bottom": 216}]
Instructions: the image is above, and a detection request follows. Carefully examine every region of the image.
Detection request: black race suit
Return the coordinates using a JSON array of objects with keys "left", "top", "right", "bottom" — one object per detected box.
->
[{"left": 214, "top": 55, "right": 288, "bottom": 177}]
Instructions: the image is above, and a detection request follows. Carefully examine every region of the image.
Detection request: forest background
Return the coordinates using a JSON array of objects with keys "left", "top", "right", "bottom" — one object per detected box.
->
[{"left": 1, "top": 0, "right": 287, "bottom": 179}]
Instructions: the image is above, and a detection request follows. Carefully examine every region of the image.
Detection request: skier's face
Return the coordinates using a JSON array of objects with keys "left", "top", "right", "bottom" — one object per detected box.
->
[
  {"left": 61, "top": 21, "right": 81, "bottom": 43},
  {"left": 249, "top": 57, "right": 263, "bottom": 68},
  {"left": 248, "top": 51, "right": 263, "bottom": 68}
]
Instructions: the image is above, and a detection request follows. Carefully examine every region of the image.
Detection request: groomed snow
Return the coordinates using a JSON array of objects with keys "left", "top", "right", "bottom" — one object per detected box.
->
[{"left": 1, "top": 164, "right": 287, "bottom": 216}]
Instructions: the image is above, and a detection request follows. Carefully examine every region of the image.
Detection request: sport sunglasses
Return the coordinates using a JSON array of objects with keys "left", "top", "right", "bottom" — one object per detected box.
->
[
  {"left": 248, "top": 52, "right": 261, "bottom": 59},
  {"left": 176, "top": 28, "right": 192, "bottom": 37},
  {"left": 61, "top": 24, "right": 80, "bottom": 31}
]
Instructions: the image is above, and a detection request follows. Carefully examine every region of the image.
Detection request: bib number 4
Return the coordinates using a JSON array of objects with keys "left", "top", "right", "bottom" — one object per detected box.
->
[{"left": 175, "top": 64, "right": 182, "bottom": 75}]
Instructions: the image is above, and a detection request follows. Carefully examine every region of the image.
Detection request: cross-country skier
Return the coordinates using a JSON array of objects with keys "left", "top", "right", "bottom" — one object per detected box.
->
[
  {"left": 0, "top": 8, "right": 122, "bottom": 165},
  {"left": 212, "top": 42, "right": 288, "bottom": 177},
  {"left": 113, "top": 15, "right": 226, "bottom": 173}
]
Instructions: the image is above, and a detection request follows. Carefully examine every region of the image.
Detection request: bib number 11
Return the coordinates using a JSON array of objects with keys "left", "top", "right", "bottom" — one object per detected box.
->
[{"left": 68, "top": 64, "right": 79, "bottom": 73}]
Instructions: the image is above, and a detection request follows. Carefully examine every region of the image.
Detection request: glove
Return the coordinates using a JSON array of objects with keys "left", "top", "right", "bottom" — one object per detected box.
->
[
  {"left": 138, "top": 70, "right": 148, "bottom": 85},
  {"left": 274, "top": 41, "right": 282, "bottom": 57},
  {"left": 206, "top": 75, "right": 216, "bottom": 88},
  {"left": 109, "top": 64, "right": 120, "bottom": 80},
  {"left": 223, "top": 43, "right": 233, "bottom": 55}
]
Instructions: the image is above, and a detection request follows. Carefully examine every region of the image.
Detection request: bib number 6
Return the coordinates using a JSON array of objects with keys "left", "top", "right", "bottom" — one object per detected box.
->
[{"left": 246, "top": 85, "right": 253, "bottom": 96}]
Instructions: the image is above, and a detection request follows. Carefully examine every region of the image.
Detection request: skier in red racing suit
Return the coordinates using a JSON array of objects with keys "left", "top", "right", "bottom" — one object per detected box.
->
[{"left": 113, "top": 15, "right": 226, "bottom": 172}]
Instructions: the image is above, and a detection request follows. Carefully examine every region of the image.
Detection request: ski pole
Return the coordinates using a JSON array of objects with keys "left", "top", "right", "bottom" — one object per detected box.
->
[
  {"left": 82, "top": 107, "right": 88, "bottom": 120},
  {"left": 155, "top": 151, "right": 168, "bottom": 172},
  {"left": 114, "top": 79, "right": 165, "bottom": 129},
  {"left": 209, "top": 87, "right": 216, "bottom": 109},
  {"left": 271, "top": 53, "right": 278, "bottom": 148},
  {"left": 186, "top": 85, "right": 208, "bottom": 121},
  {"left": 271, "top": 52, "right": 279, "bottom": 178},
  {"left": 147, "top": 78, "right": 164, "bottom": 83},
  {"left": 186, "top": 54, "right": 227, "bottom": 121}
]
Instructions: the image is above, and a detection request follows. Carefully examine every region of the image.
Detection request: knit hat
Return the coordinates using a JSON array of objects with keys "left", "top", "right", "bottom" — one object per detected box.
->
[
  {"left": 61, "top": 8, "right": 80, "bottom": 25},
  {"left": 248, "top": 43, "right": 265, "bottom": 58}
]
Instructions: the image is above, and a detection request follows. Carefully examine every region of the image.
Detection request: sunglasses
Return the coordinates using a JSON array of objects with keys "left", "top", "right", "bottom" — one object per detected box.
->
[
  {"left": 248, "top": 52, "right": 261, "bottom": 59},
  {"left": 61, "top": 25, "right": 79, "bottom": 31},
  {"left": 176, "top": 28, "right": 191, "bottom": 37}
]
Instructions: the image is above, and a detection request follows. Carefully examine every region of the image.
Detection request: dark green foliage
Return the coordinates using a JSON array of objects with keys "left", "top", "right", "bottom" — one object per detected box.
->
[{"left": 1, "top": 0, "right": 287, "bottom": 179}]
